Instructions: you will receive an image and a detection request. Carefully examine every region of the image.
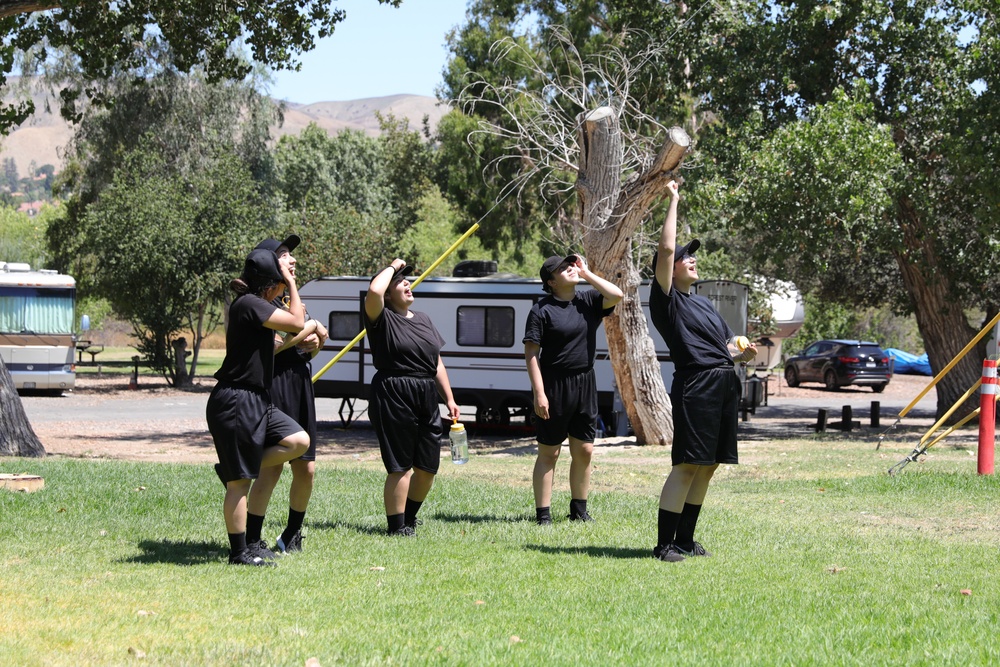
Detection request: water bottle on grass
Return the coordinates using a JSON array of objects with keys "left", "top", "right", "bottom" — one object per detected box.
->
[{"left": 449, "top": 420, "right": 469, "bottom": 464}]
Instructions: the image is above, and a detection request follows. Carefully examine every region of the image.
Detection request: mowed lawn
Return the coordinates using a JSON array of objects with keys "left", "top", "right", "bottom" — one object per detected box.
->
[{"left": 2, "top": 431, "right": 999, "bottom": 666}]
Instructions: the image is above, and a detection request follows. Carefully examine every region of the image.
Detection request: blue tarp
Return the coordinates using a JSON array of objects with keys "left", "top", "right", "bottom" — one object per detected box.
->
[{"left": 885, "top": 348, "right": 933, "bottom": 375}]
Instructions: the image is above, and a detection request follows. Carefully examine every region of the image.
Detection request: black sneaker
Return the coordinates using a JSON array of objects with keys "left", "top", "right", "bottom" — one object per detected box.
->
[
  {"left": 387, "top": 525, "right": 416, "bottom": 537},
  {"left": 404, "top": 517, "right": 423, "bottom": 530},
  {"left": 652, "top": 543, "right": 686, "bottom": 563},
  {"left": 276, "top": 531, "right": 303, "bottom": 553},
  {"left": 229, "top": 549, "right": 276, "bottom": 567},
  {"left": 247, "top": 540, "right": 278, "bottom": 560},
  {"left": 568, "top": 511, "right": 595, "bottom": 522},
  {"left": 674, "top": 541, "right": 711, "bottom": 557},
  {"left": 536, "top": 515, "right": 553, "bottom": 526}
]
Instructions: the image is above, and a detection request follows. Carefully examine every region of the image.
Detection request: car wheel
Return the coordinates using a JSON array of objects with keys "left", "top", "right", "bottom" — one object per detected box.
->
[
  {"left": 872, "top": 383, "right": 887, "bottom": 393},
  {"left": 784, "top": 366, "right": 799, "bottom": 388},
  {"left": 824, "top": 369, "right": 838, "bottom": 391}
]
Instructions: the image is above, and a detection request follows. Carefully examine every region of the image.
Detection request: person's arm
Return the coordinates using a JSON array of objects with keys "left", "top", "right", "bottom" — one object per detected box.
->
[
  {"left": 524, "top": 341, "right": 549, "bottom": 420},
  {"left": 279, "top": 260, "right": 305, "bottom": 331},
  {"left": 365, "top": 258, "right": 406, "bottom": 322},
  {"left": 275, "top": 319, "right": 318, "bottom": 354},
  {"left": 573, "top": 256, "right": 624, "bottom": 309},
  {"left": 295, "top": 321, "right": 328, "bottom": 359},
  {"left": 435, "top": 356, "right": 461, "bottom": 421},
  {"left": 654, "top": 180, "right": 681, "bottom": 294}
]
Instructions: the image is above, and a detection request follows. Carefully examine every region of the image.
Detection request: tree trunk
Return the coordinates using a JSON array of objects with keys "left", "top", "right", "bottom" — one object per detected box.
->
[
  {"left": 895, "top": 197, "right": 983, "bottom": 422},
  {"left": 0, "top": 2, "right": 59, "bottom": 20},
  {"left": 171, "top": 337, "right": 191, "bottom": 388},
  {"left": 576, "top": 107, "right": 690, "bottom": 445},
  {"left": 0, "top": 358, "right": 45, "bottom": 457}
]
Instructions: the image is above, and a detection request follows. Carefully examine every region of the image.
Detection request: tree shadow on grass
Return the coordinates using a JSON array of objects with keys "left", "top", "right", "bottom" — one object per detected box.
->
[
  {"left": 120, "top": 539, "right": 222, "bottom": 566},
  {"left": 524, "top": 544, "right": 651, "bottom": 559},
  {"left": 306, "top": 519, "right": 390, "bottom": 537},
  {"left": 430, "top": 511, "right": 533, "bottom": 524}
]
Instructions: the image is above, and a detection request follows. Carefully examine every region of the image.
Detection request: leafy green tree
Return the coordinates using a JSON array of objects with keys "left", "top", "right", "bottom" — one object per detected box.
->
[
  {"left": 0, "top": 202, "right": 63, "bottom": 267},
  {"left": 0, "top": 0, "right": 401, "bottom": 131},
  {"left": 83, "top": 144, "right": 267, "bottom": 384},
  {"left": 690, "top": 1, "right": 1000, "bottom": 419}
]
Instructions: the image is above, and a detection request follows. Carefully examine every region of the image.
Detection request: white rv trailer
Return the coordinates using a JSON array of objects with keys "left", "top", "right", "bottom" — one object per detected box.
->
[
  {"left": 300, "top": 274, "right": 677, "bottom": 429},
  {"left": 0, "top": 262, "right": 77, "bottom": 392},
  {"left": 300, "top": 272, "right": 803, "bottom": 427}
]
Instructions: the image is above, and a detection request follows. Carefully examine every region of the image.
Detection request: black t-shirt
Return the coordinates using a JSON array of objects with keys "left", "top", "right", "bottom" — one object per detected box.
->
[
  {"left": 215, "top": 294, "right": 279, "bottom": 389},
  {"left": 364, "top": 306, "right": 445, "bottom": 377},
  {"left": 648, "top": 257, "right": 734, "bottom": 373},
  {"left": 522, "top": 289, "right": 614, "bottom": 375},
  {"left": 271, "top": 297, "right": 313, "bottom": 369}
]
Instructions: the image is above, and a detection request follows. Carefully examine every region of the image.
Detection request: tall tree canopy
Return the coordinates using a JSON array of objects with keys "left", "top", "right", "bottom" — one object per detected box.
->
[
  {"left": 0, "top": 0, "right": 401, "bottom": 131},
  {"left": 441, "top": 0, "right": 1000, "bottom": 421}
]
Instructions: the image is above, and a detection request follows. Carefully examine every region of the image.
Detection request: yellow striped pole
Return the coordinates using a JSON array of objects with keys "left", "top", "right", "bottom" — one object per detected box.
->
[
  {"left": 898, "top": 310, "right": 1000, "bottom": 418},
  {"left": 311, "top": 223, "right": 481, "bottom": 384}
]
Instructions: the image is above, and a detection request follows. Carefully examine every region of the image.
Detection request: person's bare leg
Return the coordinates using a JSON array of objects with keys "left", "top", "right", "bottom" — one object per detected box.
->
[
  {"left": 407, "top": 468, "right": 435, "bottom": 502},
  {"left": 567, "top": 436, "right": 593, "bottom": 500},
  {"left": 532, "top": 444, "right": 561, "bottom": 509},
  {"left": 384, "top": 470, "right": 412, "bottom": 515}
]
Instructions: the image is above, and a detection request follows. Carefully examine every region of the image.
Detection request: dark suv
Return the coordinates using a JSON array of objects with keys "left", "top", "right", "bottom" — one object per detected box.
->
[{"left": 784, "top": 340, "right": 892, "bottom": 392}]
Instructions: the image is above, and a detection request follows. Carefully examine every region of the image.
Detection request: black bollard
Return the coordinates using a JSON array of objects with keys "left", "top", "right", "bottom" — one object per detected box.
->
[
  {"left": 842, "top": 405, "right": 853, "bottom": 432},
  {"left": 871, "top": 401, "right": 880, "bottom": 428},
  {"left": 815, "top": 409, "right": 828, "bottom": 432}
]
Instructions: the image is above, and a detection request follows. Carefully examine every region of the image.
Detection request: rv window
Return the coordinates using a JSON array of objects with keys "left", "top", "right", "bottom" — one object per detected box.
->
[
  {"left": 456, "top": 306, "right": 514, "bottom": 347},
  {"left": 328, "top": 312, "right": 361, "bottom": 341}
]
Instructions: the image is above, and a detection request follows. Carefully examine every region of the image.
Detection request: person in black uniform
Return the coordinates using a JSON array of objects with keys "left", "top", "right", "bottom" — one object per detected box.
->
[
  {"left": 649, "top": 180, "right": 757, "bottom": 562},
  {"left": 365, "top": 257, "right": 461, "bottom": 536},
  {"left": 524, "top": 253, "right": 623, "bottom": 525},
  {"left": 207, "top": 247, "right": 311, "bottom": 566},
  {"left": 245, "top": 235, "right": 328, "bottom": 555}
]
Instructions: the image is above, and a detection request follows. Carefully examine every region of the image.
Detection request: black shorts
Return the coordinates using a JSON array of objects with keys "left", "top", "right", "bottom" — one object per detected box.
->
[
  {"left": 670, "top": 367, "right": 741, "bottom": 466},
  {"left": 370, "top": 374, "right": 444, "bottom": 474},
  {"left": 535, "top": 368, "right": 599, "bottom": 446},
  {"left": 206, "top": 383, "right": 305, "bottom": 483},
  {"left": 272, "top": 363, "right": 317, "bottom": 462}
]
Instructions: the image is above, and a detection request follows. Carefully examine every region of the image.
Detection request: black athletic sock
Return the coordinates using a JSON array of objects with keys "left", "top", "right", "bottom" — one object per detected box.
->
[
  {"left": 569, "top": 498, "right": 588, "bottom": 518},
  {"left": 228, "top": 532, "right": 247, "bottom": 556},
  {"left": 536, "top": 506, "right": 552, "bottom": 524},
  {"left": 658, "top": 508, "right": 682, "bottom": 547},
  {"left": 281, "top": 508, "right": 306, "bottom": 544},
  {"left": 674, "top": 503, "right": 703, "bottom": 546},
  {"left": 404, "top": 498, "right": 423, "bottom": 527},
  {"left": 246, "top": 512, "right": 265, "bottom": 544},
  {"left": 387, "top": 513, "right": 405, "bottom": 533}
]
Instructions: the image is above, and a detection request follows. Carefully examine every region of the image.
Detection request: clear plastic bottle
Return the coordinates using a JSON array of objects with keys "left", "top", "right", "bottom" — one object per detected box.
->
[{"left": 449, "top": 420, "right": 469, "bottom": 464}]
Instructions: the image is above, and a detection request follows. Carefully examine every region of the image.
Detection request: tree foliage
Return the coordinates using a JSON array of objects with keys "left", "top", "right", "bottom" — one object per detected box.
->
[
  {"left": 47, "top": 68, "right": 280, "bottom": 383},
  {"left": 0, "top": 0, "right": 401, "bottom": 132}
]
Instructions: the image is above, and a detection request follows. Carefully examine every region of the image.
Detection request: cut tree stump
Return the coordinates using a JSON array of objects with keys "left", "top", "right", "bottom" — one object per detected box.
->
[{"left": 0, "top": 473, "right": 44, "bottom": 492}]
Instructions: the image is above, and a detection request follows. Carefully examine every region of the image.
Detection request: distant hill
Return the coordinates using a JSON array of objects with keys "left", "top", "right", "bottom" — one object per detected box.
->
[{"left": 0, "top": 84, "right": 449, "bottom": 179}]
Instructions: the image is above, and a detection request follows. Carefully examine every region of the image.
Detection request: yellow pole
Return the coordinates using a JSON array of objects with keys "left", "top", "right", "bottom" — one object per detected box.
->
[
  {"left": 898, "top": 310, "right": 1000, "bottom": 418},
  {"left": 310, "top": 223, "right": 481, "bottom": 384},
  {"left": 918, "top": 379, "right": 982, "bottom": 445}
]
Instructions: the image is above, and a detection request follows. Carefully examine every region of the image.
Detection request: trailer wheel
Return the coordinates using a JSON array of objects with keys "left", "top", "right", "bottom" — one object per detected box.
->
[
  {"left": 502, "top": 397, "right": 533, "bottom": 425},
  {"left": 476, "top": 406, "right": 505, "bottom": 425}
]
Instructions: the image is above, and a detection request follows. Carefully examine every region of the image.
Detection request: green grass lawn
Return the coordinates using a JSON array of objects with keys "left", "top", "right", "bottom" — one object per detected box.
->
[{"left": 2, "top": 436, "right": 999, "bottom": 666}]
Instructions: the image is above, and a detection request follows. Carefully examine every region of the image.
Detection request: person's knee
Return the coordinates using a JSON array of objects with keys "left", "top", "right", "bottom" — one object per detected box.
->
[
  {"left": 537, "top": 445, "right": 561, "bottom": 465},
  {"left": 283, "top": 431, "right": 310, "bottom": 457}
]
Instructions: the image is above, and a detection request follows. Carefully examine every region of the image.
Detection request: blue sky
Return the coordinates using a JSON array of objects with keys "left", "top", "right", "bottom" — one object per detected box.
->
[{"left": 267, "top": 0, "right": 470, "bottom": 104}]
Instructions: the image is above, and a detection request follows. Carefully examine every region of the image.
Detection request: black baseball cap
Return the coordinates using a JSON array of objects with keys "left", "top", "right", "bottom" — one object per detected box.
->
[
  {"left": 675, "top": 239, "right": 700, "bottom": 262},
  {"left": 371, "top": 263, "right": 414, "bottom": 287},
  {"left": 539, "top": 254, "right": 579, "bottom": 283},
  {"left": 243, "top": 248, "right": 284, "bottom": 286},
  {"left": 254, "top": 234, "right": 301, "bottom": 254}
]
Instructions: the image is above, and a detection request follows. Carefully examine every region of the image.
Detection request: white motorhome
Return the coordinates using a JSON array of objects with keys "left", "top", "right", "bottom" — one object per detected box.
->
[
  {"left": 300, "top": 268, "right": 802, "bottom": 428},
  {"left": 301, "top": 273, "right": 669, "bottom": 430},
  {"left": 0, "top": 262, "right": 77, "bottom": 392}
]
